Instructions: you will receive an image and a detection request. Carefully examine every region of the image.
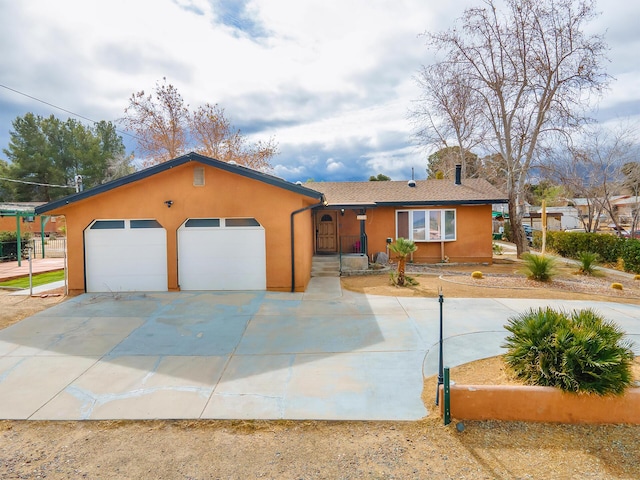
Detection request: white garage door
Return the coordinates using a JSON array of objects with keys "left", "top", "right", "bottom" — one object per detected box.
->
[
  {"left": 178, "top": 218, "right": 266, "bottom": 290},
  {"left": 85, "top": 219, "right": 168, "bottom": 292}
]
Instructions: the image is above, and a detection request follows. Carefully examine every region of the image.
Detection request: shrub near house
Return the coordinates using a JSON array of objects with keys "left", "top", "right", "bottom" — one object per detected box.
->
[
  {"left": 543, "top": 231, "right": 640, "bottom": 273},
  {"left": 0, "top": 232, "right": 31, "bottom": 262}
]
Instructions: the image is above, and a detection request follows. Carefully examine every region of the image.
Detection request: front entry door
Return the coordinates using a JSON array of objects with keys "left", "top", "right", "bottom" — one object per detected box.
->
[{"left": 317, "top": 212, "right": 337, "bottom": 253}]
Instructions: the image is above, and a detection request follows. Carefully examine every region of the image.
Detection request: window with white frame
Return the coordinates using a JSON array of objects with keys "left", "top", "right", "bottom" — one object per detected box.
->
[{"left": 395, "top": 209, "right": 456, "bottom": 242}]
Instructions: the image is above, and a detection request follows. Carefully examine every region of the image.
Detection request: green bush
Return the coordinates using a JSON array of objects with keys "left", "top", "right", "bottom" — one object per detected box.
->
[
  {"left": 503, "top": 307, "right": 635, "bottom": 395},
  {"left": 621, "top": 239, "right": 640, "bottom": 274},
  {"left": 546, "top": 231, "right": 622, "bottom": 263},
  {"left": 544, "top": 231, "right": 640, "bottom": 274},
  {"left": 0, "top": 231, "right": 32, "bottom": 262},
  {"left": 531, "top": 230, "right": 543, "bottom": 249},
  {"left": 520, "top": 253, "right": 557, "bottom": 281}
]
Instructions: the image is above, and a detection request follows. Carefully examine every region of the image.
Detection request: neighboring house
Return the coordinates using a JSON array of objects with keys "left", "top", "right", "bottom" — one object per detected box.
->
[
  {"left": 611, "top": 196, "right": 640, "bottom": 226},
  {"left": 0, "top": 202, "right": 65, "bottom": 237},
  {"left": 525, "top": 206, "right": 580, "bottom": 231},
  {"left": 570, "top": 196, "right": 640, "bottom": 229},
  {"left": 35, "top": 153, "right": 507, "bottom": 294}
]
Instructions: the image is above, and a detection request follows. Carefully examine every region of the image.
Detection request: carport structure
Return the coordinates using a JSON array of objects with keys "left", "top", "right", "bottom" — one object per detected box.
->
[{"left": 0, "top": 203, "right": 61, "bottom": 264}]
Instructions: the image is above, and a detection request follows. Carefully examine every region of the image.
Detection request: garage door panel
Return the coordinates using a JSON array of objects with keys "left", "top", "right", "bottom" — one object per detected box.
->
[
  {"left": 178, "top": 219, "right": 266, "bottom": 291},
  {"left": 88, "top": 274, "right": 167, "bottom": 293},
  {"left": 85, "top": 220, "right": 168, "bottom": 292}
]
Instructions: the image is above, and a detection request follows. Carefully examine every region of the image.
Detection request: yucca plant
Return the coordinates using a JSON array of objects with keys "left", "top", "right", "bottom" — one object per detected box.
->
[
  {"left": 577, "top": 251, "right": 600, "bottom": 276},
  {"left": 520, "top": 253, "right": 557, "bottom": 281},
  {"left": 503, "top": 308, "right": 635, "bottom": 395}
]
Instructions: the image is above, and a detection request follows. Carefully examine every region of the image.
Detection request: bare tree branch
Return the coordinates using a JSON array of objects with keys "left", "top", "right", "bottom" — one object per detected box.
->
[
  {"left": 121, "top": 79, "right": 277, "bottom": 171},
  {"left": 415, "top": 0, "right": 609, "bottom": 255}
]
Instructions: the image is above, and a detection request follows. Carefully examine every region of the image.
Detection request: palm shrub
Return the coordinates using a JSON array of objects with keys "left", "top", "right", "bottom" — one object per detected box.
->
[
  {"left": 576, "top": 251, "right": 600, "bottom": 275},
  {"left": 520, "top": 253, "right": 557, "bottom": 281},
  {"left": 388, "top": 237, "right": 417, "bottom": 287},
  {"left": 503, "top": 307, "right": 635, "bottom": 395}
]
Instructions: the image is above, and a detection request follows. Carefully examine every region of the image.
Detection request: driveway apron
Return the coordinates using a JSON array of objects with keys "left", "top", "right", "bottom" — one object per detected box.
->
[{"left": 0, "top": 280, "right": 638, "bottom": 421}]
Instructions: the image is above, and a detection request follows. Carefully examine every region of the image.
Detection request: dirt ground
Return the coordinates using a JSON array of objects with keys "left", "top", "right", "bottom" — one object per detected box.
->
[
  {"left": 1, "top": 261, "right": 639, "bottom": 479},
  {"left": 341, "top": 257, "right": 640, "bottom": 304}
]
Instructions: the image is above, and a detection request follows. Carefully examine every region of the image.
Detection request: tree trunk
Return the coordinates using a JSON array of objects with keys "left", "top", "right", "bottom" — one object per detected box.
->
[
  {"left": 397, "top": 258, "right": 406, "bottom": 286},
  {"left": 508, "top": 194, "right": 528, "bottom": 257}
]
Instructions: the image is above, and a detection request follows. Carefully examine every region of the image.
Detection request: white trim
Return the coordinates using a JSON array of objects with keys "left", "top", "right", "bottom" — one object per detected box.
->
[{"left": 395, "top": 209, "right": 457, "bottom": 242}]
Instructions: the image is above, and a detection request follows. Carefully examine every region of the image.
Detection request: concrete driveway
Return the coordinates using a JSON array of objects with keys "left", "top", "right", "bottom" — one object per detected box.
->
[{"left": 0, "top": 278, "right": 638, "bottom": 421}]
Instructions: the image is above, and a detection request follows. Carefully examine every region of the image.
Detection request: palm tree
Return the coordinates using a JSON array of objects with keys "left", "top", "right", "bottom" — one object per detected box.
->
[{"left": 388, "top": 238, "right": 418, "bottom": 286}]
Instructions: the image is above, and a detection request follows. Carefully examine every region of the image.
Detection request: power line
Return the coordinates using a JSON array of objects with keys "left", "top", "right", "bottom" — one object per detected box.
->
[
  {"left": 0, "top": 176, "right": 74, "bottom": 189},
  {"left": 0, "top": 83, "right": 140, "bottom": 142}
]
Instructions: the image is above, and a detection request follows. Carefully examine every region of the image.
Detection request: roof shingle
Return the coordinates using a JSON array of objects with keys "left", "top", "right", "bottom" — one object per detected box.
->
[{"left": 306, "top": 179, "right": 508, "bottom": 206}]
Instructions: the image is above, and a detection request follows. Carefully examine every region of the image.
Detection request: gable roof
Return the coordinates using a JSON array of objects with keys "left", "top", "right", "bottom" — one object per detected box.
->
[
  {"left": 306, "top": 178, "right": 508, "bottom": 207},
  {"left": 35, "top": 152, "right": 324, "bottom": 215}
]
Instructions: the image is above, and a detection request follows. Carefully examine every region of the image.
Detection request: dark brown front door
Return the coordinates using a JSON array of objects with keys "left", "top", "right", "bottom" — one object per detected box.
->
[{"left": 317, "top": 212, "right": 337, "bottom": 253}]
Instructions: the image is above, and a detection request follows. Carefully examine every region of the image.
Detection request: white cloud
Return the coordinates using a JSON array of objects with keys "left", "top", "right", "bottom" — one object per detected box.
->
[
  {"left": 326, "top": 159, "right": 345, "bottom": 173},
  {"left": 1, "top": 0, "right": 639, "bottom": 183}
]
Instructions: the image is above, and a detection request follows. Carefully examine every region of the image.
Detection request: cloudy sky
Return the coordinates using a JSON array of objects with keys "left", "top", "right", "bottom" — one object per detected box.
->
[{"left": 1, "top": 0, "right": 639, "bottom": 182}]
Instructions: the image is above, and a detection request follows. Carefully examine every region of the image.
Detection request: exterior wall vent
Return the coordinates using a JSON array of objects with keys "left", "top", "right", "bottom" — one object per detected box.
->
[{"left": 194, "top": 166, "right": 205, "bottom": 186}]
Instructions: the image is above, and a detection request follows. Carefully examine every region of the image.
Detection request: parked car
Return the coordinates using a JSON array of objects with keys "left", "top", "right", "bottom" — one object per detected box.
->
[
  {"left": 523, "top": 225, "right": 533, "bottom": 246},
  {"left": 609, "top": 225, "right": 630, "bottom": 237}
]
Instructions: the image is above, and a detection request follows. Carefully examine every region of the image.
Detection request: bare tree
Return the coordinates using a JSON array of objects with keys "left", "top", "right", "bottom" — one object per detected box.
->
[
  {"left": 621, "top": 162, "right": 640, "bottom": 235},
  {"left": 547, "top": 124, "right": 638, "bottom": 233},
  {"left": 121, "top": 79, "right": 189, "bottom": 166},
  {"left": 190, "top": 103, "right": 277, "bottom": 172},
  {"left": 412, "top": 62, "right": 486, "bottom": 179},
  {"left": 416, "top": 0, "right": 609, "bottom": 255},
  {"left": 548, "top": 147, "right": 606, "bottom": 232},
  {"left": 121, "top": 80, "right": 277, "bottom": 171}
]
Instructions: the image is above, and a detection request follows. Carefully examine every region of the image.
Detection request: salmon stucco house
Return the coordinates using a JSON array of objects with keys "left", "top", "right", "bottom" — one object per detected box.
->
[{"left": 34, "top": 152, "right": 508, "bottom": 294}]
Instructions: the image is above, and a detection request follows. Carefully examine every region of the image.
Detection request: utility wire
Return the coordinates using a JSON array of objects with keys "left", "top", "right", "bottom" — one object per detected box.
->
[
  {"left": 0, "top": 176, "right": 74, "bottom": 189},
  {"left": 0, "top": 83, "right": 140, "bottom": 141}
]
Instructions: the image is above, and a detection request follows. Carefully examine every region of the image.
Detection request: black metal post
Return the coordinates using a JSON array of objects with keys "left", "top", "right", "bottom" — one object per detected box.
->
[
  {"left": 443, "top": 367, "right": 451, "bottom": 425},
  {"left": 435, "top": 286, "right": 444, "bottom": 405}
]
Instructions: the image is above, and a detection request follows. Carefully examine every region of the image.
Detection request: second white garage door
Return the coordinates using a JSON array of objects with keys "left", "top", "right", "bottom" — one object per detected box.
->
[{"left": 178, "top": 218, "right": 266, "bottom": 290}]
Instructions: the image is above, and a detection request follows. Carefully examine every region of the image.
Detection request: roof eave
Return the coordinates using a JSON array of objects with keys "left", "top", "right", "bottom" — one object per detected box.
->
[
  {"left": 375, "top": 198, "right": 509, "bottom": 207},
  {"left": 323, "top": 202, "right": 378, "bottom": 208}
]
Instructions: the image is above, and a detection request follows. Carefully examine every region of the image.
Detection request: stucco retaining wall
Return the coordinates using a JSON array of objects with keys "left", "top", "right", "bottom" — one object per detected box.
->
[{"left": 439, "top": 384, "right": 640, "bottom": 424}]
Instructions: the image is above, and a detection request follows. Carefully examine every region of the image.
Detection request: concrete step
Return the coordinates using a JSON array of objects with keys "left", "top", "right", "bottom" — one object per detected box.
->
[
  {"left": 311, "top": 271, "right": 341, "bottom": 277},
  {"left": 312, "top": 255, "right": 339, "bottom": 263},
  {"left": 312, "top": 262, "right": 340, "bottom": 271},
  {"left": 311, "top": 255, "right": 340, "bottom": 277}
]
